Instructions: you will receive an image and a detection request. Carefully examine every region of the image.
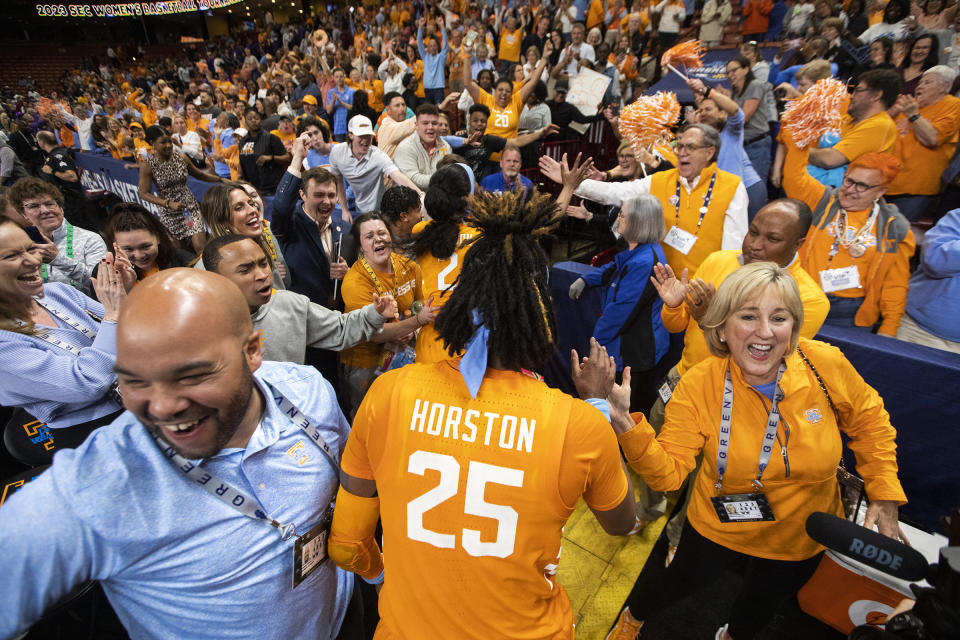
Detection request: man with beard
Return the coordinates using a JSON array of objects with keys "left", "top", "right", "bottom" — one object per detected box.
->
[
  {"left": 203, "top": 234, "right": 397, "bottom": 365},
  {"left": 479, "top": 144, "right": 534, "bottom": 196},
  {"left": 0, "top": 269, "right": 363, "bottom": 640}
]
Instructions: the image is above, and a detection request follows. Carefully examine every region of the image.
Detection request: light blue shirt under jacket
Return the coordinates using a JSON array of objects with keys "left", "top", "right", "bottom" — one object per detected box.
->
[
  {"left": 905, "top": 209, "right": 960, "bottom": 342},
  {"left": 0, "top": 283, "right": 121, "bottom": 428},
  {"left": 717, "top": 107, "right": 762, "bottom": 189},
  {"left": 0, "top": 361, "right": 353, "bottom": 640}
]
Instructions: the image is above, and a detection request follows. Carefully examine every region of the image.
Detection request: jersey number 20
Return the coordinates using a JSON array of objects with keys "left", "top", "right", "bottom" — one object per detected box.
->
[{"left": 406, "top": 450, "right": 523, "bottom": 558}]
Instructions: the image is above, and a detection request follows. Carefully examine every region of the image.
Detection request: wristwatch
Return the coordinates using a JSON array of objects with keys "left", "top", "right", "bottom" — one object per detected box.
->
[{"left": 908, "top": 113, "right": 921, "bottom": 123}]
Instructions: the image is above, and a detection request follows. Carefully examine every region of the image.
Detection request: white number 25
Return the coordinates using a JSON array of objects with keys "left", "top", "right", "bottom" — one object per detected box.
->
[{"left": 406, "top": 450, "right": 523, "bottom": 558}]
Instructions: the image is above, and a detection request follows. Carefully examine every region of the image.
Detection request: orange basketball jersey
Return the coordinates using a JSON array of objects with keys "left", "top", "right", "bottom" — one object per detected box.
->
[
  {"left": 341, "top": 361, "right": 628, "bottom": 640},
  {"left": 414, "top": 222, "right": 479, "bottom": 363}
]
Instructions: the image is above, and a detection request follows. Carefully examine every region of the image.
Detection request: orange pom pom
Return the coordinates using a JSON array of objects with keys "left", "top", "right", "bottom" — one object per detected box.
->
[
  {"left": 781, "top": 78, "right": 850, "bottom": 150},
  {"left": 619, "top": 92, "right": 682, "bottom": 150},
  {"left": 660, "top": 40, "right": 704, "bottom": 70},
  {"left": 36, "top": 98, "right": 58, "bottom": 116}
]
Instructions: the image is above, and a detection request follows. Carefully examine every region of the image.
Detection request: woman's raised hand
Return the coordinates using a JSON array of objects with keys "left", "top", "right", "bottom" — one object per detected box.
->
[{"left": 650, "top": 262, "right": 689, "bottom": 308}]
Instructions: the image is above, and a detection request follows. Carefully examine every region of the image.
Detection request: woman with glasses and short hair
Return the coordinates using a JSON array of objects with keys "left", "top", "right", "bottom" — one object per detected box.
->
[{"left": 781, "top": 128, "right": 915, "bottom": 334}]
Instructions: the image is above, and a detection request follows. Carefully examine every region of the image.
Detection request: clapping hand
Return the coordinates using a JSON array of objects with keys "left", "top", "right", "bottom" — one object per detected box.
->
[
  {"left": 650, "top": 262, "right": 689, "bottom": 308},
  {"left": 537, "top": 154, "right": 563, "bottom": 184},
  {"left": 91, "top": 259, "right": 127, "bottom": 322},
  {"left": 373, "top": 293, "right": 399, "bottom": 321},
  {"left": 570, "top": 338, "right": 617, "bottom": 400},
  {"left": 110, "top": 243, "right": 138, "bottom": 291},
  {"left": 566, "top": 203, "right": 591, "bottom": 220},
  {"left": 684, "top": 277, "right": 716, "bottom": 323},
  {"left": 560, "top": 152, "right": 594, "bottom": 191}
]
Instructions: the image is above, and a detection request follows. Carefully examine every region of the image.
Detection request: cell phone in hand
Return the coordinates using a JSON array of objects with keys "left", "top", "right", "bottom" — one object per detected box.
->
[{"left": 24, "top": 226, "right": 47, "bottom": 244}]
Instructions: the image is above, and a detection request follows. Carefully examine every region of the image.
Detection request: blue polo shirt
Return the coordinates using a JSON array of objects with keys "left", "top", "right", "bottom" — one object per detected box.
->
[
  {"left": 479, "top": 170, "right": 534, "bottom": 196},
  {"left": 0, "top": 361, "right": 352, "bottom": 640}
]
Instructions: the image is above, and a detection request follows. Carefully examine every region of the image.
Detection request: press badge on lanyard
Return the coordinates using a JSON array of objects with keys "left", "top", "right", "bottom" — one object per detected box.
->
[
  {"left": 819, "top": 266, "right": 861, "bottom": 294},
  {"left": 709, "top": 363, "right": 787, "bottom": 524},
  {"left": 663, "top": 226, "right": 698, "bottom": 255},
  {"left": 151, "top": 383, "right": 341, "bottom": 588}
]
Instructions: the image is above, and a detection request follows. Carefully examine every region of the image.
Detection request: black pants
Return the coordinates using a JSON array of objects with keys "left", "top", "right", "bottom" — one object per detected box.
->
[{"left": 627, "top": 523, "right": 822, "bottom": 639}]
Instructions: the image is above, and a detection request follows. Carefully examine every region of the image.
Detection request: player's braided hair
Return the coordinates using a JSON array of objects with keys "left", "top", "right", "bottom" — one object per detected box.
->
[
  {"left": 404, "top": 164, "right": 471, "bottom": 259},
  {"left": 434, "top": 189, "right": 563, "bottom": 372}
]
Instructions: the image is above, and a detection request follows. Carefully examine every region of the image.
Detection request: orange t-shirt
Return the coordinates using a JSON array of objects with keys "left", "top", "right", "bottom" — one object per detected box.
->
[
  {"left": 341, "top": 361, "right": 628, "bottom": 639},
  {"left": 499, "top": 28, "right": 522, "bottom": 63},
  {"left": 340, "top": 254, "right": 422, "bottom": 369},
  {"left": 478, "top": 88, "right": 525, "bottom": 160},
  {"left": 270, "top": 129, "right": 296, "bottom": 153},
  {"left": 413, "top": 221, "right": 480, "bottom": 363},
  {"left": 888, "top": 95, "right": 960, "bottom": 196},
  {"left": 834, "top": 111, "right": 898, "bottom": 163}
]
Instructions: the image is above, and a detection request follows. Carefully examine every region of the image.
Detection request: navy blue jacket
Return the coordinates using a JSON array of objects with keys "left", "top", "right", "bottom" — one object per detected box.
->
[
  {"left": 582, "top": 243, "right": 669, "bottom": 371},
  {"left": 271, "top": 170, "right": 356, "bottom": 307}
]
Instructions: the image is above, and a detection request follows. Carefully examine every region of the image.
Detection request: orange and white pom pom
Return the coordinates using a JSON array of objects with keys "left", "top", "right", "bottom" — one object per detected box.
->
[
  {"left": 619, "top": 92, "right": 682, "bottom": 150},
  {"left": 661, "top": 40, "right": 704, "bottom": 71},
  {"left": 36, "top": 97, "right": 58, "bottom": 116},
  {"left": 781, "top": 78, "right": 850, "bottom": 149}
]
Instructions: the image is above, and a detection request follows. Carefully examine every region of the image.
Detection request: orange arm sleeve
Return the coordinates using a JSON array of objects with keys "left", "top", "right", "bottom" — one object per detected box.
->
[
  {"left": 781, "top": 130, "right": 828, "bottom": 211},
  {"left": 329, "top": 487, "right": 385, "bottom": 580}
]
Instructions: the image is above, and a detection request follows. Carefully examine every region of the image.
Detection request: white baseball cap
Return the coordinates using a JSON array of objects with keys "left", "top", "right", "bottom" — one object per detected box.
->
[
  {"left": 233, "top": 127, "right": 248, "bottom": 138},
  {"left": 347, "top": 115, "right": 374, "bottom": 137}
]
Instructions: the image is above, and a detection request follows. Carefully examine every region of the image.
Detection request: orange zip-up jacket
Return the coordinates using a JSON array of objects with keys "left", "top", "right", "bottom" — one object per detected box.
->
[{"left": 619, "top": 338, "right": 906, "bottom": 561}]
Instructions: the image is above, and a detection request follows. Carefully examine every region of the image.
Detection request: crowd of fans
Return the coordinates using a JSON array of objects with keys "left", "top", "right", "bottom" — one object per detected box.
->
[{"left": 0, "top": 0, "right": 958, "bottom": 638}]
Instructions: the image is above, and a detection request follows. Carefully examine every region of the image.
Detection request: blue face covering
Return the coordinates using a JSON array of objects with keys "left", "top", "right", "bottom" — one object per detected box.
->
[
  {"left": 455, "top": 162, "right": 476, "bottom": 194},
  {"left": 459, "top": 309, "right": 489, "bottom": 398}
]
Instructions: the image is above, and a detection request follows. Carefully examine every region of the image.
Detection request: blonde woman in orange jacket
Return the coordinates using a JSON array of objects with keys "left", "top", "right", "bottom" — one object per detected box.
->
[{"left": 606, "top": 262, "right": 906, "bottom": 640}]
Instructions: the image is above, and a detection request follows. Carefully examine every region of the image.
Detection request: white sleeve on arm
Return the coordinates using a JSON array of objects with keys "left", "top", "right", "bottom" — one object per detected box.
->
[
  {"left": 574, "top": 175, "right": 654, "bottom": 206},
  {"left": 721, "top": 181, "right": 749, "bottom": 250}
]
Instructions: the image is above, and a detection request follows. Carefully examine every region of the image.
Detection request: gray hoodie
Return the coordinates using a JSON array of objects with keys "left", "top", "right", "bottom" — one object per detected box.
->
[{"left": 252, "top": 289, "right": 384, "bottom": 364}]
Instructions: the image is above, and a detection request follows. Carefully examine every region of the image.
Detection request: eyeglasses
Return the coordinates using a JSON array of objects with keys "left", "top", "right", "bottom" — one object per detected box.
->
[
  {"left": 725, "top": 66, "right": 742, "bottom": 75},
  {"left": 22, "top": 200, "right": 60, "bottom": 212},
  {"left": 676, "top": 143, "right": 710, "bottom": 153},
  {"left": 841, "top": 176, "right": 882, "bottom": 192},
  {"left": 852, "top": 86, "right": 873, "bottom": 94}
]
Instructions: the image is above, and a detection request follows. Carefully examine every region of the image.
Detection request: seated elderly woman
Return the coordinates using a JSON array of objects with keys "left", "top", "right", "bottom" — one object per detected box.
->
[
  {"left": 604, "top": 262, "right": 907, "bottom": 640},
  {"left": 197, "top": 182, "right": 289, "bottom": 289},
  {"left": 0, "top": 220, "right": 128, "bottom": 461},
  {"left": 568, "top": 195, "right": 670, "bottom": 412}
]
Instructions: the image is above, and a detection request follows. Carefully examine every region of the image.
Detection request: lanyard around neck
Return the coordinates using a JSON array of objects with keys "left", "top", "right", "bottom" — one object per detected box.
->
[
  {"left": 23, "top": 298, "right": 99, "bottom": 356},
  {"left": 674, "top": 170, "right": 717, "bottom": 234},
  {"left": 40, "top": 222, "right": 73, "bottom": 281},
  {"left": 826, "top": 201, "right": 879, "bottom": 263},
  {"left": 152, "top": 382, "right": 339, "bottom": 542},
  {"left": 716, "top": 361, "right": 786, "bottom": 494},
  {"left": 359, "top": 254, "right": 398, "bottom": 297}
]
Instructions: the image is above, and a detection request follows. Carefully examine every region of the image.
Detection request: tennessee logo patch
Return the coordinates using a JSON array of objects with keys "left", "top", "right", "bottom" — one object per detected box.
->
[{"left": 805, "top": 408, "right": 823, "bottom": 424}]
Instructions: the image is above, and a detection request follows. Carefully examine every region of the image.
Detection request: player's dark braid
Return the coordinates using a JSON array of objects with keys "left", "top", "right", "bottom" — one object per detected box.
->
[
  {"left": 404, "top": 165, "right": 471, "bottom": 259},
  {"left": 434, "top": 189, "right": 563, "bottom": 372}
]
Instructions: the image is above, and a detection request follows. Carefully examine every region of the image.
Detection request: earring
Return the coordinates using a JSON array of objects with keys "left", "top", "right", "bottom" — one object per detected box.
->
[{"left": 719, "top": 337, "right": 725, "bottom": 343}]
